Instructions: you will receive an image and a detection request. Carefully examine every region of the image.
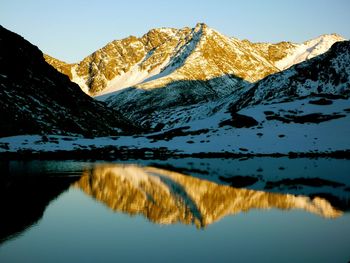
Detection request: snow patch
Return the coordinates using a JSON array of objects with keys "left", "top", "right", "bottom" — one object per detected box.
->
[
  {"left": 71, "top": 65, "right": 90, "bottom": 94},
  {"left": 275, "top": 34, "right": 345, "bottom": 70}
]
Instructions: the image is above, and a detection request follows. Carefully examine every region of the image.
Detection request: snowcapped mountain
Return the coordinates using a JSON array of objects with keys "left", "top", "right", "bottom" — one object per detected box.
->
[
  {"left": 44, "top": 24, "right": 344, "bottom": 98},
  {"left": 49, "top": 23, "right": 280, "bottom": 96},
  {"left": 21, "top": 39, "right": 346, "bottom": 156},
  {"left": 109, "top": 40, "right": 350, "bottom": 131},
  {"left": 0, "top": 26, "right": 137, "bottom": 137},
  {"left": 132, "top": 40, "right": 350, "bottom": 155},
  {"left": 44, "top": 23, "right": 345, "bottom": 126}
]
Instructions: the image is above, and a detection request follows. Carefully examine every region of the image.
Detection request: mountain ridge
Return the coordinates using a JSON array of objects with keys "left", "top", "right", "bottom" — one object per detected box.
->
[
  {"left": 45, "top": 23, "right": 345, "bottom": 99},
  {"left": 43, "top": 24, "right": 345, "bottom": 127}
]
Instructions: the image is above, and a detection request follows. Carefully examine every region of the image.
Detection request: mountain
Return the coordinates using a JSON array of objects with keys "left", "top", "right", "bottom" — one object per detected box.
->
[
  {"left": 44, "top": 23, "right": 344, "bottom": 125},
  {"left": 45, "top": 24, "right": 344, "bottom": 98},
  {"left": 50, "top": 23, "right": 279, "bottom": 96},
  {"left": 75, "top": 164, "right": 343, "bottom": 228},
  {"left": 0, "top": 25, "right": 138, "bottom": 137},
  {"left": 135, "top": 40, "right": 350, "bottom": 155},
  {"left": 8, "top": 40, "right": 348, "bottom": 156},
  {"left": 120, "top": 40, "right": 350, "bottom": 132}
]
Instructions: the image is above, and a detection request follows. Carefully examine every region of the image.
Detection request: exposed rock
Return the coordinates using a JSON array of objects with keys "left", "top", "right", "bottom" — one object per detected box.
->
[{"left": 220, "top": 113, "right": 259, "bottom": 128}]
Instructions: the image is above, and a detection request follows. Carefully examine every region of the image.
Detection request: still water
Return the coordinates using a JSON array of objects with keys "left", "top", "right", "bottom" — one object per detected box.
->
[{"left": 0, "top": 158, "right": 349, "bottom": 262}]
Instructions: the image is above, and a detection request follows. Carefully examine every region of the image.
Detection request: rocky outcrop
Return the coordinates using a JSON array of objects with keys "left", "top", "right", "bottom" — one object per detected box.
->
[{"left": 43, "top": 54, "right": 74, "bottom": 79}]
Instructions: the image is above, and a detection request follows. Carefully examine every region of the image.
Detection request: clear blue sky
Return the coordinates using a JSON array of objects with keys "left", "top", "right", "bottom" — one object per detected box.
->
[{"left": 1, "top": 0, "right": 349, "bottom": 63}]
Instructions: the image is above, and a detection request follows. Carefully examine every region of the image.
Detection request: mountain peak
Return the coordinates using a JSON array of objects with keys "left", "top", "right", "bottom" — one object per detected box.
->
[
  {"left": 143, "top": 27, "right": 178, "bottom": 37},
  {"left": 195, "top": 22, "right": 208, "bottom": 30},
  {"left": 304, "top": 33, "right": 345, "bottom": 46},
  {"left": 318, "top": 33, "right": 345, "bottom": 40},
  {"left": 44, "top": 25, "right": 346, "bottom": 98}
]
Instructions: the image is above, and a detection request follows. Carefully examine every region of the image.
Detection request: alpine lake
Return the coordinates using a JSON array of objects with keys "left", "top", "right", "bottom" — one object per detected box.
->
[{"left": 0, "top": 157, "right": 349, "bottom": 263}]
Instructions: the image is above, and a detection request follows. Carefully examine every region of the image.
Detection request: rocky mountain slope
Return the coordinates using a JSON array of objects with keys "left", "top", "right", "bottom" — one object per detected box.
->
[
  {"left": 48, "top": 23, "right": 280, "bottom": 96},
  {"left": 121, "top": 40, "right": 350, "bottom": 130},
  {"left": 140, "top": 40, "right": 350, "bottom": 154},
  {"left": 46, "top": 24, "right": 344, "bottom": 97},
  {"left": 235, "top": 40, "right": 350, "bottom": 108},
  {"left": 45, "top": 24, "right": 344, "bottom": 125},
  {"left": 43, "top": 54, "right": 74, "bottom": 79},
  {"left": 5, "top": 93, "right": 348, "bottom": 156},
  {"left": 107, "top": 33, "right": 344, "bottom": 121},
  {"left": 0, "top": 26, "right": 138, "bottom": 137}
]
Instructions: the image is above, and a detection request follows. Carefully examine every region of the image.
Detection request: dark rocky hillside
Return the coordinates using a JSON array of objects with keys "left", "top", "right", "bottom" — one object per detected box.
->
[{"left": 0, "top": 25, "right": 138, "bottom": 137}]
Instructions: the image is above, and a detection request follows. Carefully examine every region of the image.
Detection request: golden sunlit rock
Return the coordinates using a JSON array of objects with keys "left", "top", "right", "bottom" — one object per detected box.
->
[
  {"left": 44, "top": 24, "right": 344, "bottom": 96},
  {"left": 43, "top": 54, "right": 74, "bottom": 79}
]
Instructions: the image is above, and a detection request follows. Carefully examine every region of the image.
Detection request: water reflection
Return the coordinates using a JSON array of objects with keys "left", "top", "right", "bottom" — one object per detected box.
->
[
  {"left": 0, "top": 175, "right": 79, "bottom": 243},
  {"left": 74, "top": 164, "right": 342, "bottom": 228},
  {"left": 1, "top": 159, "right": 349, "bottom": 246}
]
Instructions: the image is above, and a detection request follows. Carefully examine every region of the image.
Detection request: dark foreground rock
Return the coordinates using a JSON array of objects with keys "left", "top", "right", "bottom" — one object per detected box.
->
[{"left": 0, "top": 26, "right": 138, "bottom": 138}]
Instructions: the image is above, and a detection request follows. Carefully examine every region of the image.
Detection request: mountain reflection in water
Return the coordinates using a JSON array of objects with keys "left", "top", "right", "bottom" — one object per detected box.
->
[
  {"left": 0, "top": 175, "right": 79, "bottom": 243},
  {"left": 74, "top": 164, "right": 342, "bottom": 228},
  {"left": 1, "top": 160, "right": 347, "bottom": 246}
]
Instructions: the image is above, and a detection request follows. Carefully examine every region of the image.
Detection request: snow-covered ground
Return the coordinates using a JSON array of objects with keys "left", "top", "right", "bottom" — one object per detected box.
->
[{"left": 1, "top": 97, "right": 349, "bottom": 156}]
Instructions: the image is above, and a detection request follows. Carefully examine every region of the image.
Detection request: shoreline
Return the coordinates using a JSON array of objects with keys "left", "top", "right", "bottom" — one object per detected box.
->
[{"left": 1, "top": 146, "right": 350, "bottom": 160}]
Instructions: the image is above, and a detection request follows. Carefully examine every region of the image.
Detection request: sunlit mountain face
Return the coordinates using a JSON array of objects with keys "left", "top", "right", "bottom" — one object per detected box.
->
[
  {"left": 74, "top": 164, "right": 343, "bottom": 228},
  {"left": 44, "top": 23, "right": 345, "bottom": 97},
  {"left": 43, "top": 24, "right": 347, "bottom": 132}
]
